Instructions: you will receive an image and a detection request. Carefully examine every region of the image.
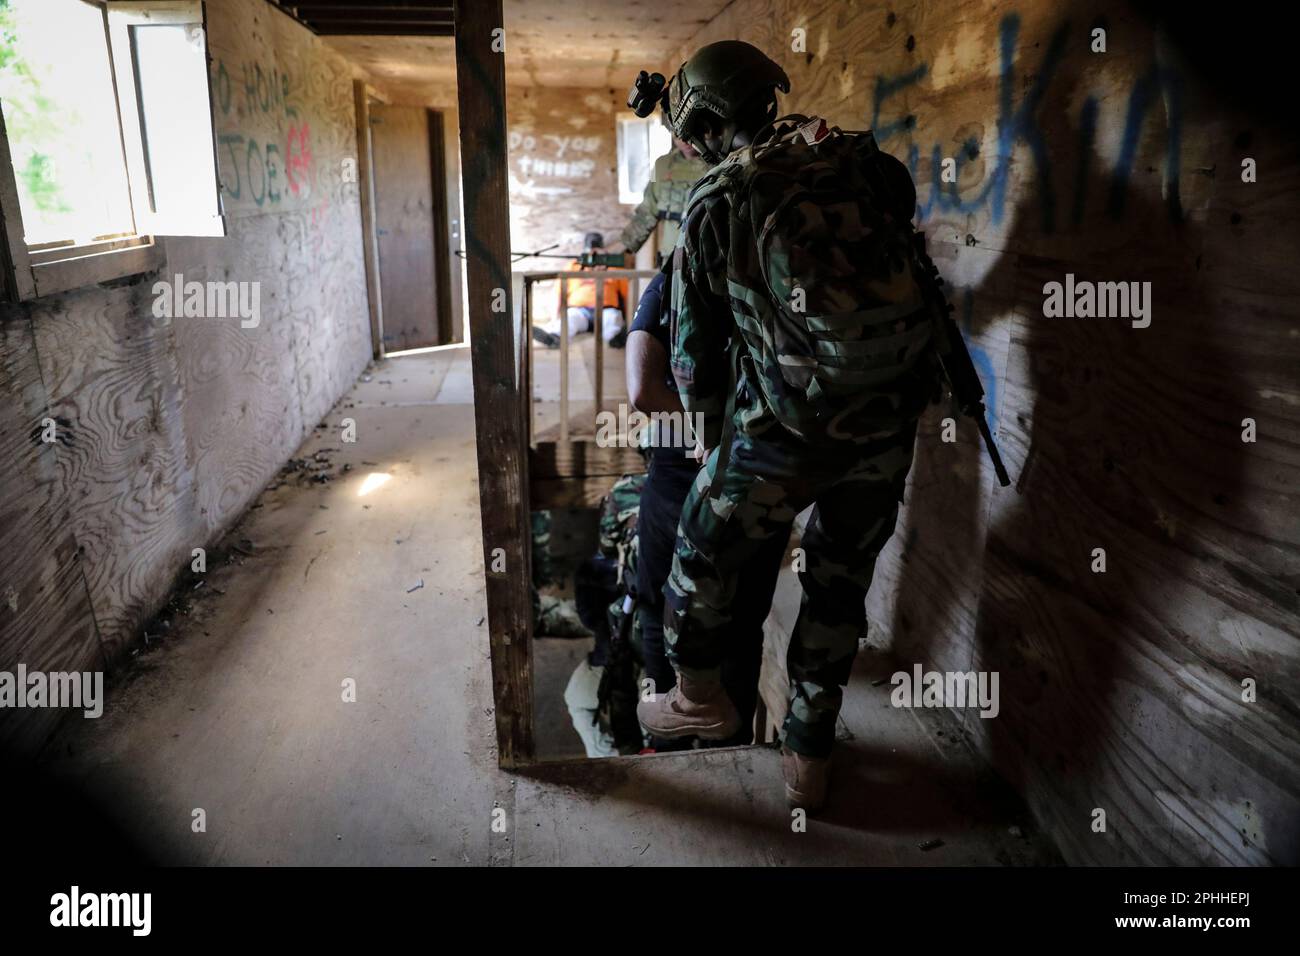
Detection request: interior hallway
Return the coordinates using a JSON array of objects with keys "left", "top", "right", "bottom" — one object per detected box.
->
[{"left": 41, "top": 348, "right": 1056, "bottom": 866}]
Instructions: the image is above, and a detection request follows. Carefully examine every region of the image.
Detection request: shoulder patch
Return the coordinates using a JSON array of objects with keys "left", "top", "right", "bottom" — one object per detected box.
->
[{"left": 797, "top": 116, "right": 830, "bottom": 144}]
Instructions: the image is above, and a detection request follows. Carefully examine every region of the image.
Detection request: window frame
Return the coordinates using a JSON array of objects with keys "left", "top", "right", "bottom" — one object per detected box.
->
[
  {"left": 0, "top": 0, "right": 224, "bottom": 302},
  {"left": 105, "top": 0, "right": 225, "bottom": 239},
  {"left": 615, "top": 115, "right": 671, "bottom": 205}
]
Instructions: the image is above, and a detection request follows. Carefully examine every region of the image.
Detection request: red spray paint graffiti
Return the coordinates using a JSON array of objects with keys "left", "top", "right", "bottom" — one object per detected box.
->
[{"left": 286, "top": 123, "right": 314, "bottom": 198}]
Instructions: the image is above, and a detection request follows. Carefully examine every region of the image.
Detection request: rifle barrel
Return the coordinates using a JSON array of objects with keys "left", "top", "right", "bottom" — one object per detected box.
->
[{"left": 975, "top": 409, "right": 1012, "bottom": 487}]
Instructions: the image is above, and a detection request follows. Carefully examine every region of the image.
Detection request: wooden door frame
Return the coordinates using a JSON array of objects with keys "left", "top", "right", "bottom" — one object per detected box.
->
[
  {"left": 427, "top": 109, "right": 455, "bottom": 345},
  {"left": 353, "top": 80, "right": 385, "bottom": 359},
  {"left": 454, "top": 0, "right": 535, "bottom": 767}
]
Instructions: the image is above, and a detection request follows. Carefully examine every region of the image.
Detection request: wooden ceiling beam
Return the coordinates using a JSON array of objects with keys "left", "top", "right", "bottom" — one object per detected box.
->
[
  {"left": 280, "top": 0, "right": 454, "bottom": 36},
  {"left": 295, "top": 9, "right": 454, "bottom": 22},
  {"left": 285, "top": 0, "right": 452, "bottom": 9},
  {"left": 307, "top": 23, "right": 455, "bottom": 35}
]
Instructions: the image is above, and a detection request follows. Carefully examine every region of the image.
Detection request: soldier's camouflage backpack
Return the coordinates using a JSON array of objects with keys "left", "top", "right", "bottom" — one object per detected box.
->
[{"left": 687, "top": 114, "right": 937, "bottom": 447}]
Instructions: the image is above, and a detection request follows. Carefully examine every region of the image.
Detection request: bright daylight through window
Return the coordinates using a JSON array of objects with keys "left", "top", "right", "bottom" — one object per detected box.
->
[
  {"left": 0, "top": 0, "right": 223, "bottom": 299},
  {"left": 0, "top": 0, "right": 136, "bottom": 247}
]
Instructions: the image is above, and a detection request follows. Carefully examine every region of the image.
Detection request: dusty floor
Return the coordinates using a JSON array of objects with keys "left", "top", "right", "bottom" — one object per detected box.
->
[{"left": 41, "top": 347, "right": 1058, "bottom": 866}]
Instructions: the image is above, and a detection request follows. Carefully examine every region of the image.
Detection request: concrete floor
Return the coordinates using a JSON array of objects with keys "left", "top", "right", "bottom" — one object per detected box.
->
[{"left": 42, "top": 347, "right": 1058, "bottom": 866}]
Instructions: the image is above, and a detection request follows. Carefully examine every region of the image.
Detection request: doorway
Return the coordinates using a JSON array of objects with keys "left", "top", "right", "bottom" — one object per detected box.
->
[{"left": 367, "top": 103, "right": 454, "bottom": 352}]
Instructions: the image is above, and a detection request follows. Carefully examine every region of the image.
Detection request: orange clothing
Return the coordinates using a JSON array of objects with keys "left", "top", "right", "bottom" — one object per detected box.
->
[{"left": 559, "top": 260, "right": 627, "bottom": 311}]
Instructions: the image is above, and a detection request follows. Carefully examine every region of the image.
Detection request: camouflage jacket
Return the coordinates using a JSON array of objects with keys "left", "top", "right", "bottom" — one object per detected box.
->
[
  {"left": 669, "top": 117, "right": 933, "bottom": 450},
  {"left": 597, "top": 472, "right": 647, "bottom": 669},
  {"left": 598, "top": 472, "right": 647, "bottom": 587},
  {"left": 619, "top": 150, "right": 709, "bottom": 257}
]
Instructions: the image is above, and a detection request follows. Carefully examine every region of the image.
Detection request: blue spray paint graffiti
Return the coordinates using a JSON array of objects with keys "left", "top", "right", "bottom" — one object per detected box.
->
[
  {"left": 870, "top": 13, "right": 1184, "bottom": 230},
  {"left": 870, "top": 64, "right": 927, "bottom": 142},
  {"left": 866, "top": 12, "right": 1186, "bottom": 433},
  {"left": 1108, "top": 64, "right": 1184, "bottom": 222},
  {"left": 959, "top": 289, "right": 998, "bottom": 433},
  {"left": 872, "top": 15, "right": 1069, "bottom": 230}
]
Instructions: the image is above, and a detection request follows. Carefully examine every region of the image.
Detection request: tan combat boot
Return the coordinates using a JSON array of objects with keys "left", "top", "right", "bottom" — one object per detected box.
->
[
  {"left": 782, "top": 746, "right": 831, "bottom": 813},
  {"left": 636, "top": 673, "right": 740, "bottom": 740}
]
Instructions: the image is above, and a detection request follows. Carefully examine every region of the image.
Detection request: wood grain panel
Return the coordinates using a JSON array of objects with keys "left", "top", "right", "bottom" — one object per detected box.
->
[
  {"left": 684, "top": 0, "right": 1300, "bottom": 864},
  {"left": 321, "top": 1, "right": 733, "bottom": 99},
  {"left": 0, "top": 311, "right": 102, "bottom": 754},
  {"left": 27, "top": 279, "right": 203, "bottom": 662},
  {"left": 3, "top": 0, "right": 372, "bottom": 689}
]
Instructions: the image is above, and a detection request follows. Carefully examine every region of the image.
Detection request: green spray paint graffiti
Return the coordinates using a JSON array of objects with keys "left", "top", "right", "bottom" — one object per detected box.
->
[
  {"left": 212, "top": 58, "right": 301, "bottom": 121},
  {"left": 215, "top": 123, "right": 313, "bottom": 206},
  {"left": 211, "top": 58, "right": 314, "bottom": 206}
]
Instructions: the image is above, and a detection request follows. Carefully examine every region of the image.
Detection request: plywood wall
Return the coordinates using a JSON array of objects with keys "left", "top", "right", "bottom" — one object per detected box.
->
[
  {"left": 506, "top": 86, "right": 631, "bottom": 272},
  {"left": 0, "top": 0, "right": 371, "bottom": 750},
  {"left": 678, "top": 0, "right": 1299, "bottom": 864}
]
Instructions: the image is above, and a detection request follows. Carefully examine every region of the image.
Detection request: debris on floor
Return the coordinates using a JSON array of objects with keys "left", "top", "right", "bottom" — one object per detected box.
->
[{"left": 271, "top": 449, "right": 342, "bottom": 488}]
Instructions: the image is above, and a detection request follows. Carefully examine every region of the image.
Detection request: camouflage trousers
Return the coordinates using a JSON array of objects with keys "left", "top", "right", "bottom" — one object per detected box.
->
[{"left": 664, "top": 420, "right": 919, "bottom": 758}]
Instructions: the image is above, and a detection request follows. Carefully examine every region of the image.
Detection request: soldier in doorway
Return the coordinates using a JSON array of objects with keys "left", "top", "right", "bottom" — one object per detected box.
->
[{"left": 617, "top": 127, "right": 709, "bottom": 268}]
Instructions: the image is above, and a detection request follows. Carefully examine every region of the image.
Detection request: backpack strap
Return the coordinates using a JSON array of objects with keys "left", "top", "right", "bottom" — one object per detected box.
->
[
  {"left": 615, "top": 541, "right": 629, "bottom": 587},
  {"left": 683, "top": 159, "right": 741, "bottom": 211}
]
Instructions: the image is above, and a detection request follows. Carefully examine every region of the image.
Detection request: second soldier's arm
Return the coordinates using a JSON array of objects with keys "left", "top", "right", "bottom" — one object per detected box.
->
[
  {"left": 627, "top": 332, "right": 683, "bottom": 415},
  {"left": 626, "top": 271, "right": 683, "bottom": 415},
  {"left": 618, "top": 181, "right": 660, "bottom": 253},
  {"left": 670, "top": 194, "right": 733, "bottom": 451}
]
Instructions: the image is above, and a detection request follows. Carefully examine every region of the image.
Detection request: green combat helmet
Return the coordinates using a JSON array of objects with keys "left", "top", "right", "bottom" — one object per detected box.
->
[{"left": 665, "top": 40, "right": 790, "bottom": 164}]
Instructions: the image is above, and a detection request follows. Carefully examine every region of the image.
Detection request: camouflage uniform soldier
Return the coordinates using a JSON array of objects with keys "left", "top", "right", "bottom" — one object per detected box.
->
[
  {"left": 618, "top": 138, "right": 709, "bottom": 265},
  {"left": 563, "top": 471, "right": 646, "bottom": 757},
  {"left": 636, "top": 41, "right": 939, "bottom": 813}
]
